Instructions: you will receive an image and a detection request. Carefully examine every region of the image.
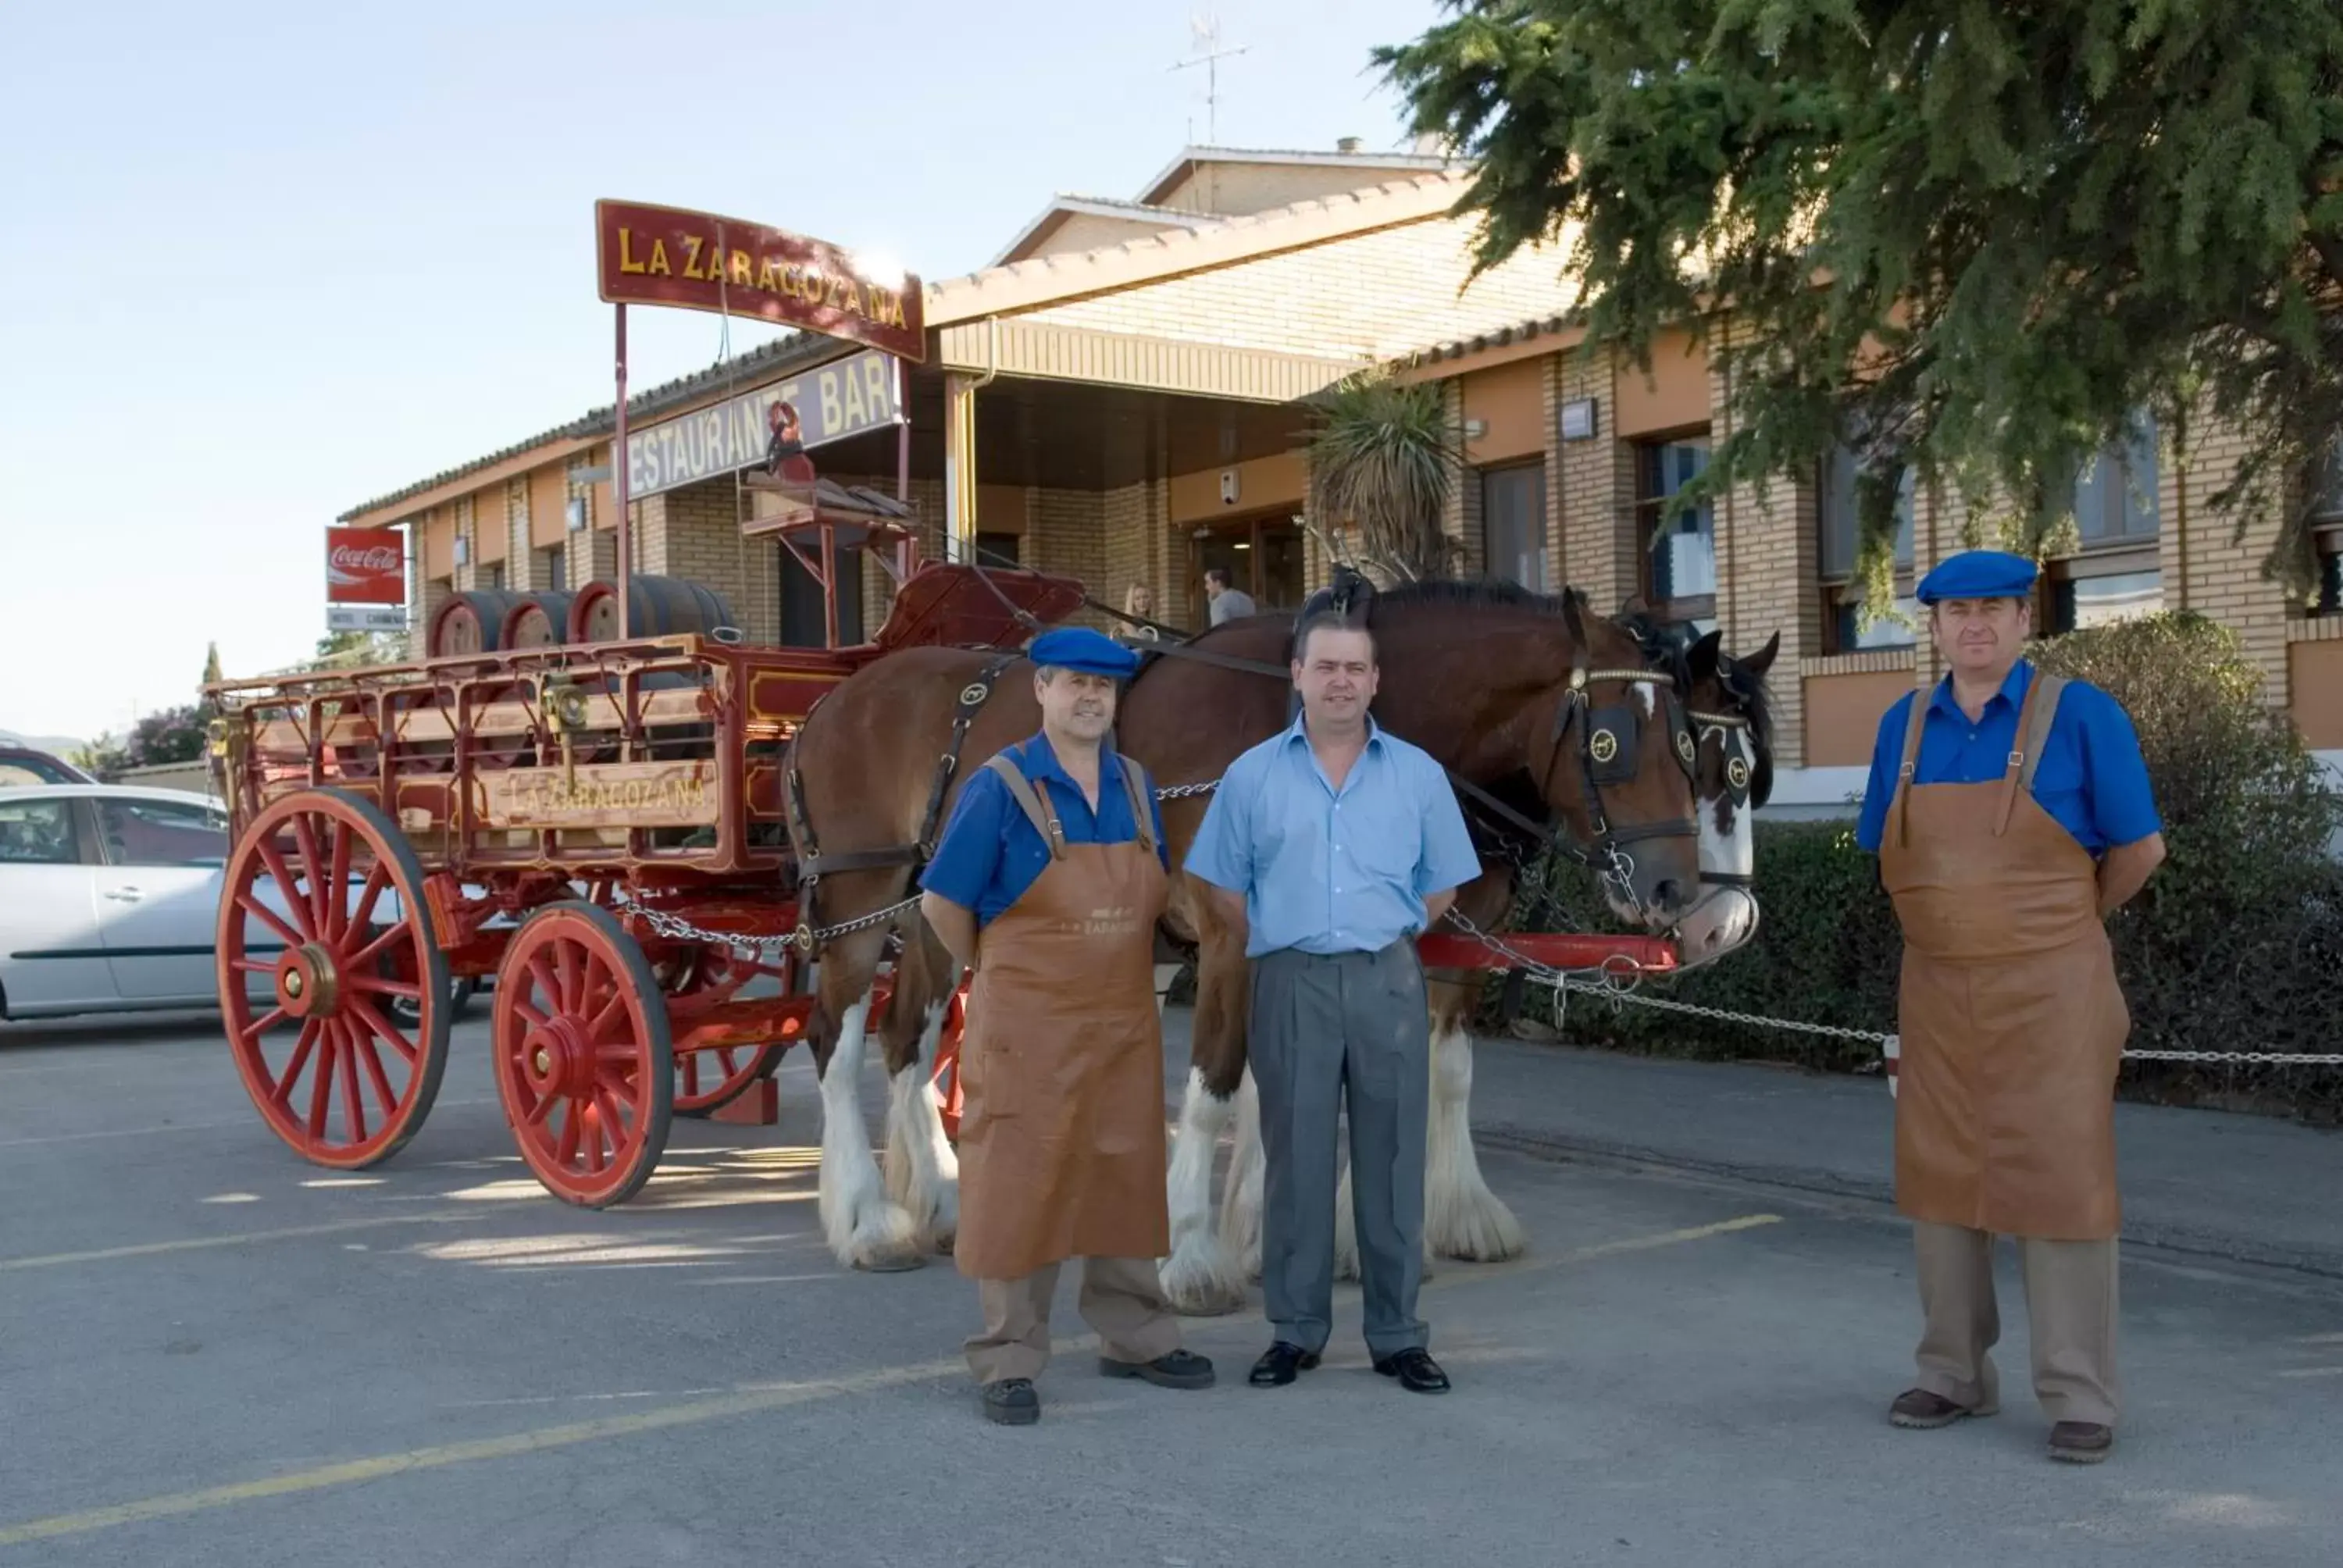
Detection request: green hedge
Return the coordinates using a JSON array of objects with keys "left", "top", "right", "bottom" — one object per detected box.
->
[{"left": 1489, "top": 613, "right": 2343, "bottom": 1124}]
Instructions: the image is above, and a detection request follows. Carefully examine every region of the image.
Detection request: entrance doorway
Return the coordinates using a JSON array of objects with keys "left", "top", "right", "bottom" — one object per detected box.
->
[
  {"left": 1187, "top": 512, "right": 1304, "bottom": 625},
  {"left": 779, "top": 541, "right": 864, "bottom": 648}
]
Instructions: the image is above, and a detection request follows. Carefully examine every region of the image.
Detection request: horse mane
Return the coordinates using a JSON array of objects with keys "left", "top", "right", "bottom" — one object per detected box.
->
[{"left": 1368, "top": 577, "right": 1594, "bottom": 619}]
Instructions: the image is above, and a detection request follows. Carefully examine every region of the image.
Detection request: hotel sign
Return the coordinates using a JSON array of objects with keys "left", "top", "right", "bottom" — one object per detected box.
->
[
  {"left": 624, "top": 350, "right": 903, "bottom": 500},
  {"left": 594, "top": 199, "right": 925, "bottom": 362}
]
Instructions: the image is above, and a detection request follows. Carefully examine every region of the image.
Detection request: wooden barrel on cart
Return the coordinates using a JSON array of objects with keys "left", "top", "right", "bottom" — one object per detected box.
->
[
  {"left": 498, "top": 590, "right": 577, "bottom": 650},
  {"left": 565, "top": 575, "right": 740, "bottom": 645},
  {"left": 427, "top": 590, "right": 525, "bottom": 657}
]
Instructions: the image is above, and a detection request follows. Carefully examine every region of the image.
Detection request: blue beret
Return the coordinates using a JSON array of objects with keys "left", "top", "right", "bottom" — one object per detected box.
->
[
  {"left": 1916, "top": 549, "right": 2038, "bottom": 605},
  {"left": 1026, "top": 625, "right": 1139, "bottom": 678}
]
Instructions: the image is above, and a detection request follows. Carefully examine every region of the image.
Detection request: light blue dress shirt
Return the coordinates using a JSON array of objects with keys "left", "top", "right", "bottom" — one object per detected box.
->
[{"left": 1182, "top": 715, "right": 1482, "bottom": 959}]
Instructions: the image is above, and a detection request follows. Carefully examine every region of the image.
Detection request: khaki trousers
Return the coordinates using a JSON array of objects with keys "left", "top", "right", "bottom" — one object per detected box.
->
[
  {"left": 965, "top": 1256, "right": 1183, "bottom": 1385},
  {"left": 1912, "top": 1221, "right": 2121, "bottom": 1426}
]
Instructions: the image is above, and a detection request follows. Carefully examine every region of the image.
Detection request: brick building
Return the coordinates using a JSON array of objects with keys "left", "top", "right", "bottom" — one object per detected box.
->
[{"left": 337, "top": 141, "right": 2343, "bottom": 812}]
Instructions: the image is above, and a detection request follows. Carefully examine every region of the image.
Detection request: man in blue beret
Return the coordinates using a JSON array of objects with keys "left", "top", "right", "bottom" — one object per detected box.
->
[
  {"left": 1855, "top": 548, "right": 2166, "bottom": 1466},
  {"left": 918, "top": 624, "right": 1212, "bottom": 1426}
]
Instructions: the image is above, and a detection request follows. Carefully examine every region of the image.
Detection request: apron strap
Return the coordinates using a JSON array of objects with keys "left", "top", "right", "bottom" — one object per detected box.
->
[
  {"left": 1889, "top": 682, "right": 1931, "bottom": 850},
  {"left": 1114, "top": 754, "right": 1158, "bottom": 855},
  {"left": 983, "top": 754, "right": 1066, "bottom": 861},
  {"left": 1993, "top": 666, "right": 2056, "bottom": 836},
  {"left": 2017, "top": 673, "right": 2067, "bottom": 797}
]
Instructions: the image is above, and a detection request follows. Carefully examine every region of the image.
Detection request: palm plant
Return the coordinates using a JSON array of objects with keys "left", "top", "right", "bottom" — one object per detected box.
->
[{"left": 1306, "top": 372, "right": 1463, "bottom": 583}]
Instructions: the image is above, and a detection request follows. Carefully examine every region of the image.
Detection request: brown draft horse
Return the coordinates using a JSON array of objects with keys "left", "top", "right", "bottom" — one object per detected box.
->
[{"left": 782, "top": 579, "right": 1706, "bottom": 1294}]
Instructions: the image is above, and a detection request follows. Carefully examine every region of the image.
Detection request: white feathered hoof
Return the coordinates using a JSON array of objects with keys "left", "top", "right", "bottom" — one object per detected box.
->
[
  {"left": 1425, "top": 1173, "right": 1527, "bottom": 1263},
  {"left": 1158, "top": 1233, "right": 1248, "bottom": 1316},
  {"left": 837, "top": 1201, "right": 926, "bottom": 1274}
]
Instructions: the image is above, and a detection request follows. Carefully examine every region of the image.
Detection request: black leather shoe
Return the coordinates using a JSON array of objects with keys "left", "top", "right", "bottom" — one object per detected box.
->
[
  {"left": 1248, "top": 1342, "right": 1321, "bottom": 1387},
  {"left": 1100, "top": 1349, "right": 1216, "bottom": 1389},
  {"left": 980, "top": 1377, "right": 1039, "bottom": 1425},
  {"left": 1373, "top": 1348, "right": 1450, "bottom": 1394}
]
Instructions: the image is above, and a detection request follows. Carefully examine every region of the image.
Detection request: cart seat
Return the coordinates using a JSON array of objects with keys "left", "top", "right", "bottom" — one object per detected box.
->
[{"left": 872, "top": 561, "right": 1087, "bottom": 654}]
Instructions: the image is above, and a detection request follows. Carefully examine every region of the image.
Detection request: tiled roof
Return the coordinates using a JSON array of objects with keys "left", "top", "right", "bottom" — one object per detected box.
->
[
  {"left": 1394, "top": 311, "right": 1585, "bottom": 368},
  {"left": 1132, "top": 143, "right": 1458, "bottom": 207}
]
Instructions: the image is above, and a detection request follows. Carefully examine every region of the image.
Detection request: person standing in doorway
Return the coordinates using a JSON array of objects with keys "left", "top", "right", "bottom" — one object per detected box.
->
[
  {"left": 1855, "top": 549, "right": 2166, "bottom": 1465},
  {"left": 1183, "top": 611, "right": 1480, "bottom": 1395},
  {"left": 1204, "top": 566, "right": 1257, "bottom": 625},
  {"left": 918, "top": 625, "right": 1214, "bottom": 1426}
]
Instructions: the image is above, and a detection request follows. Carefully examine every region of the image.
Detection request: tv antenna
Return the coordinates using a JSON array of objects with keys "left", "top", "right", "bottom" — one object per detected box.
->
[{"left": 1171, "top": 14, "right": 1246, "bottom": 146}]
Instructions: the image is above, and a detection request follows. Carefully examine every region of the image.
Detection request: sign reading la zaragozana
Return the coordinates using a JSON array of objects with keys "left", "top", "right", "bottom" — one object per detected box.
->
[
  {"left": 326, "top": 527, "right": 406, "bottom": 604},
  {"left": 626, "top": 349, "right": 902, "bottom": 500},
  {"left": 594, "top": 199, "right": 925, "bottom": 362}
]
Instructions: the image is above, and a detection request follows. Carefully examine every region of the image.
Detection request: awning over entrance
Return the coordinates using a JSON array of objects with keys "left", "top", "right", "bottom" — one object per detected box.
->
[{"left": 935, "top": 318, "right": 1367, "bottom": 406}]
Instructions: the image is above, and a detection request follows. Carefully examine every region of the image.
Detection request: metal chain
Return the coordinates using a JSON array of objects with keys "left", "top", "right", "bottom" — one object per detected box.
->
[
  {"left": 1439, "top": 907, "right": 2343, "bottom": 1066},
  {"left": 1154, "top": 780, "right": 1220, "bottom": 799},
  {"left": 607, "top": 887, "right": 921, "bottom": 956}
]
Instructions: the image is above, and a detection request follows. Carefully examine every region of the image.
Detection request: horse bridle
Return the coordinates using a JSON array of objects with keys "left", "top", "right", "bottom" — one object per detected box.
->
[
  {"left": 1525, "top": 664, "right": 1702, "bottom": 921},
  {"left": 1681, "top": 702, "right": 1760, "bottom": 890}
]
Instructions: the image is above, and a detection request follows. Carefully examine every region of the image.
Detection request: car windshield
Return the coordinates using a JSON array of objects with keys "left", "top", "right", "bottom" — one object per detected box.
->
[{"left": 1, "top": 757, "right": 82, "bottom": 786}]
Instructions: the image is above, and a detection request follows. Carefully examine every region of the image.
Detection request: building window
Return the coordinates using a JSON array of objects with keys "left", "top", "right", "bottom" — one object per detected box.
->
[
  {"left": 2046, "top": 412, "right": 2163, "bottom": 632},
  {"left": 541, "top": 545, "right": 566, "bottom": 590},
  {"left": 1480, "top": 464, "right": 1547, "bottom": 593},
  {"left": 482, "top": 560, "right": 507, "bottom": 590},
  {"left": 2310, "top": 442, "right": 2343, "bottom": 615},
  {"left": 975, "top": 530, "right": 1022, "bottom": 569},
  {"left": 1817, "top": 440, "right": 1917, "bottom": 653},
  {"left": 1636, "top": 436, "right": 1716, "bottom": 625},
  {"left": 2068, "top": 412, "right": 2160, "bottom": 546}
]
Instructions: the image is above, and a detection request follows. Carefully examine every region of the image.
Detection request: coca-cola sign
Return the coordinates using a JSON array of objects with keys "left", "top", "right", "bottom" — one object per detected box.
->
[{"left": 326, "top": 526, "right": 407, "bottom": 604}]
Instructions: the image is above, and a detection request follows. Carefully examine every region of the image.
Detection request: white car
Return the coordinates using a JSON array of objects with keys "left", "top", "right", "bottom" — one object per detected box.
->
[{"left": 0, "top": 784, "right": 481, "bottom": 1023}]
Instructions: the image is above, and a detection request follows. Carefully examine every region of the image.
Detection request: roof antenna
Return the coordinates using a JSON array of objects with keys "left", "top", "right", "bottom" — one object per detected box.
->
[{"left": 1171, "top": 13, "right": 1246, "bottom": 148}]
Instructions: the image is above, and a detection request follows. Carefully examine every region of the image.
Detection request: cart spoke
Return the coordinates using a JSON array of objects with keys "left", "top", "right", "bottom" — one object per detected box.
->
[
  {"left": 230, "top": 958, "right": 278, "bottom": 975},
  {"left": 254, "top": 839, "right": 317, "bottom": 941},
  {"left": 337, "top": 1023, "right": 369, "bottom": 1145},
  {"left": 346, "top": 973, "right": 423, "bottom": 1001},
  {"left": 307, "top": 1027, "right": 340, "bottom": 1142},
  {"left": 238, "top": 1006, "right": 289, "bottom": 1042},
  {"left": 324, "top": 819, "right": 353, "bottom": 939},
  {"left": 522, "top": 1086, "right": 558, "bottom": 1127},
  {"left": 348, "top": 860, "right": 389, "bottom": 939},
  {"left": 291, "top": 814, "right": 330, "bottom": 934},
  {"left": 678, "top": 1054, "right": 704, "bottom": 1097},
  {"left": 346, "top": 919, "right": 410, "bottom": 975},
  {"left": 583, "top": 1102, "right": 608, "bottom": 1174},
  {"left": 586, "top": 989, "right": 626, "bottom": 1040},
  {"left": 270, "top": 1019, "right": 322, "bottom": 1110},
  {"left": 556, "top": 943, "right": 582, "bottom": 1014},
  {"left": 511, "top": 1000, "right": 548, "bottom": 1030},
  {"left": 237, "top": 893, "right": 305, "bottom": 952},
  {"left": 556, "top": 1103, "right": 582, "bottom": 1166},
  {"left": 346, "top": 996, "right": 419, "bottom": 1067},
  {"left": 352, "top": 1024, "right": 399, "bottom": 1114},
  {"left": 527, "top": 955, "right": 562, "bottom": 1014}
]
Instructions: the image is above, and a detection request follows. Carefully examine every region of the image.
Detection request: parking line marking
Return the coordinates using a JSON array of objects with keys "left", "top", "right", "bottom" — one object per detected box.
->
[
  {"left": 0, "top": 1212, "right": 483, "bottom": 1273},
  {"left": 0, "top": 1099, "right": 498, "bottom": 1150},
  {"left": 0, "top": 1209, "right": 1784, "bottom": 1547}
]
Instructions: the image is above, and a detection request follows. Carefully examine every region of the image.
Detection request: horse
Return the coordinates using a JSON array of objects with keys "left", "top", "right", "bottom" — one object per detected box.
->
[{"left": 779, "top": 578, "right": 1708, "bottom": 1289}]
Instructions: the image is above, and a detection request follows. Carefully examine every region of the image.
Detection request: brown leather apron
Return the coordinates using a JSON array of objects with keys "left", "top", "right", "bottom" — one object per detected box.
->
[
  {"left": 951, "top": 750, "right": 1172, "bottom": 1280},
  {"left": 1879, "top": 672, "right": 2127, "bottom": 1241}
]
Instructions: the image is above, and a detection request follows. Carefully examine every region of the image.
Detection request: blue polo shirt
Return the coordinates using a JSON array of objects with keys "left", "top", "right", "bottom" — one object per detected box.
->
[
  {"left": 1854, "top": 661, "right": 2160, "bottom": 857},
  {"left": 1182, "top": 715, "right": 1482, "bottom": 959},
  {"left": 918, "top": 733, "right": 1169, "bottom": 928}
]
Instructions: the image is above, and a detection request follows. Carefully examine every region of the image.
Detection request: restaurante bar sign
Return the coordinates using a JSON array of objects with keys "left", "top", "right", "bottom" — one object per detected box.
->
[
  {"left": 624, "top": 350, "right": 903, "bottom": 499},
  {"left": 595, "top": 199, "right": 925, "bottom": 362}
]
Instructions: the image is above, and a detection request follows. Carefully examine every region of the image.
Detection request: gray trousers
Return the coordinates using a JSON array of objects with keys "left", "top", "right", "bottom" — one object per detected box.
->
[
  {"left": 1250, "top": 941, "right": 1431, "bottom": 1360},
  {"left": 1913, "top": 1221, "right": 2122, "bottom": 1426}
]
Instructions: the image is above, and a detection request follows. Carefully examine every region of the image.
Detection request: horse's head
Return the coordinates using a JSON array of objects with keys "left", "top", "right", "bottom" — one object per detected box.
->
[
  {"left": 1533, "top": 590, "right": 1706, "bottom": 930},
  {"left": 1618, "top": 599, "right": 1779, "bottom": 968}
]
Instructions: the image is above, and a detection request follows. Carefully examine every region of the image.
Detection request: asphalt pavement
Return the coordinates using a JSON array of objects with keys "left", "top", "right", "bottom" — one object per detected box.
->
[{"left": 0, "top": 1006, "right": 2337, "bottom": 1567}]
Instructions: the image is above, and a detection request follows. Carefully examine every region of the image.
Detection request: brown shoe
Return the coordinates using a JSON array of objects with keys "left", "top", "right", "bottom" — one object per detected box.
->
[
  {"left": 1888, "top": 1388, "right": 1997, "bottom": 1429},
  {"left": 2048, "top": 1421, "right": 2114, "bottom": 1463}
]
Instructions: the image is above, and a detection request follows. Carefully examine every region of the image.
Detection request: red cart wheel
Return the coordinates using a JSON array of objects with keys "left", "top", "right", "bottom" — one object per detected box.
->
[
  {"left": 931, "top": 984, "right": 968, "bottom": 1144},
  {"left": 657, "top": 947, "right": 792, "bottom": 1117},
  {"left": 492, "top": 901, "right": 674, "bottom": 1207},
  {"left": 216, "top": 789, "right": 451, "bottom": 1168}
]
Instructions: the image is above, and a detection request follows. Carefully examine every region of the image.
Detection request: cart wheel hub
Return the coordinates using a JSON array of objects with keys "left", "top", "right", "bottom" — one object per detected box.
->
[
  {"left": 276, "top": 945, "right": 341, "bottom": 1018},
  {"left": 520, "top": 1018, "right": 594, "bottom": 1099}
]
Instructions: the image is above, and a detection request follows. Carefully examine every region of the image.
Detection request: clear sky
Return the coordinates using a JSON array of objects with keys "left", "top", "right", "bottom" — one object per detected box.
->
[{"left": 0, "top": 0, "right": 1447, "bottom": 744}]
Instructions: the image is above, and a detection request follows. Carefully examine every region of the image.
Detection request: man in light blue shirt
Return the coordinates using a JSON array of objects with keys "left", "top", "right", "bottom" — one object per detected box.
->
[{"left": 1184, "top": 611, "right": 1481, "bottom": 1396}]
